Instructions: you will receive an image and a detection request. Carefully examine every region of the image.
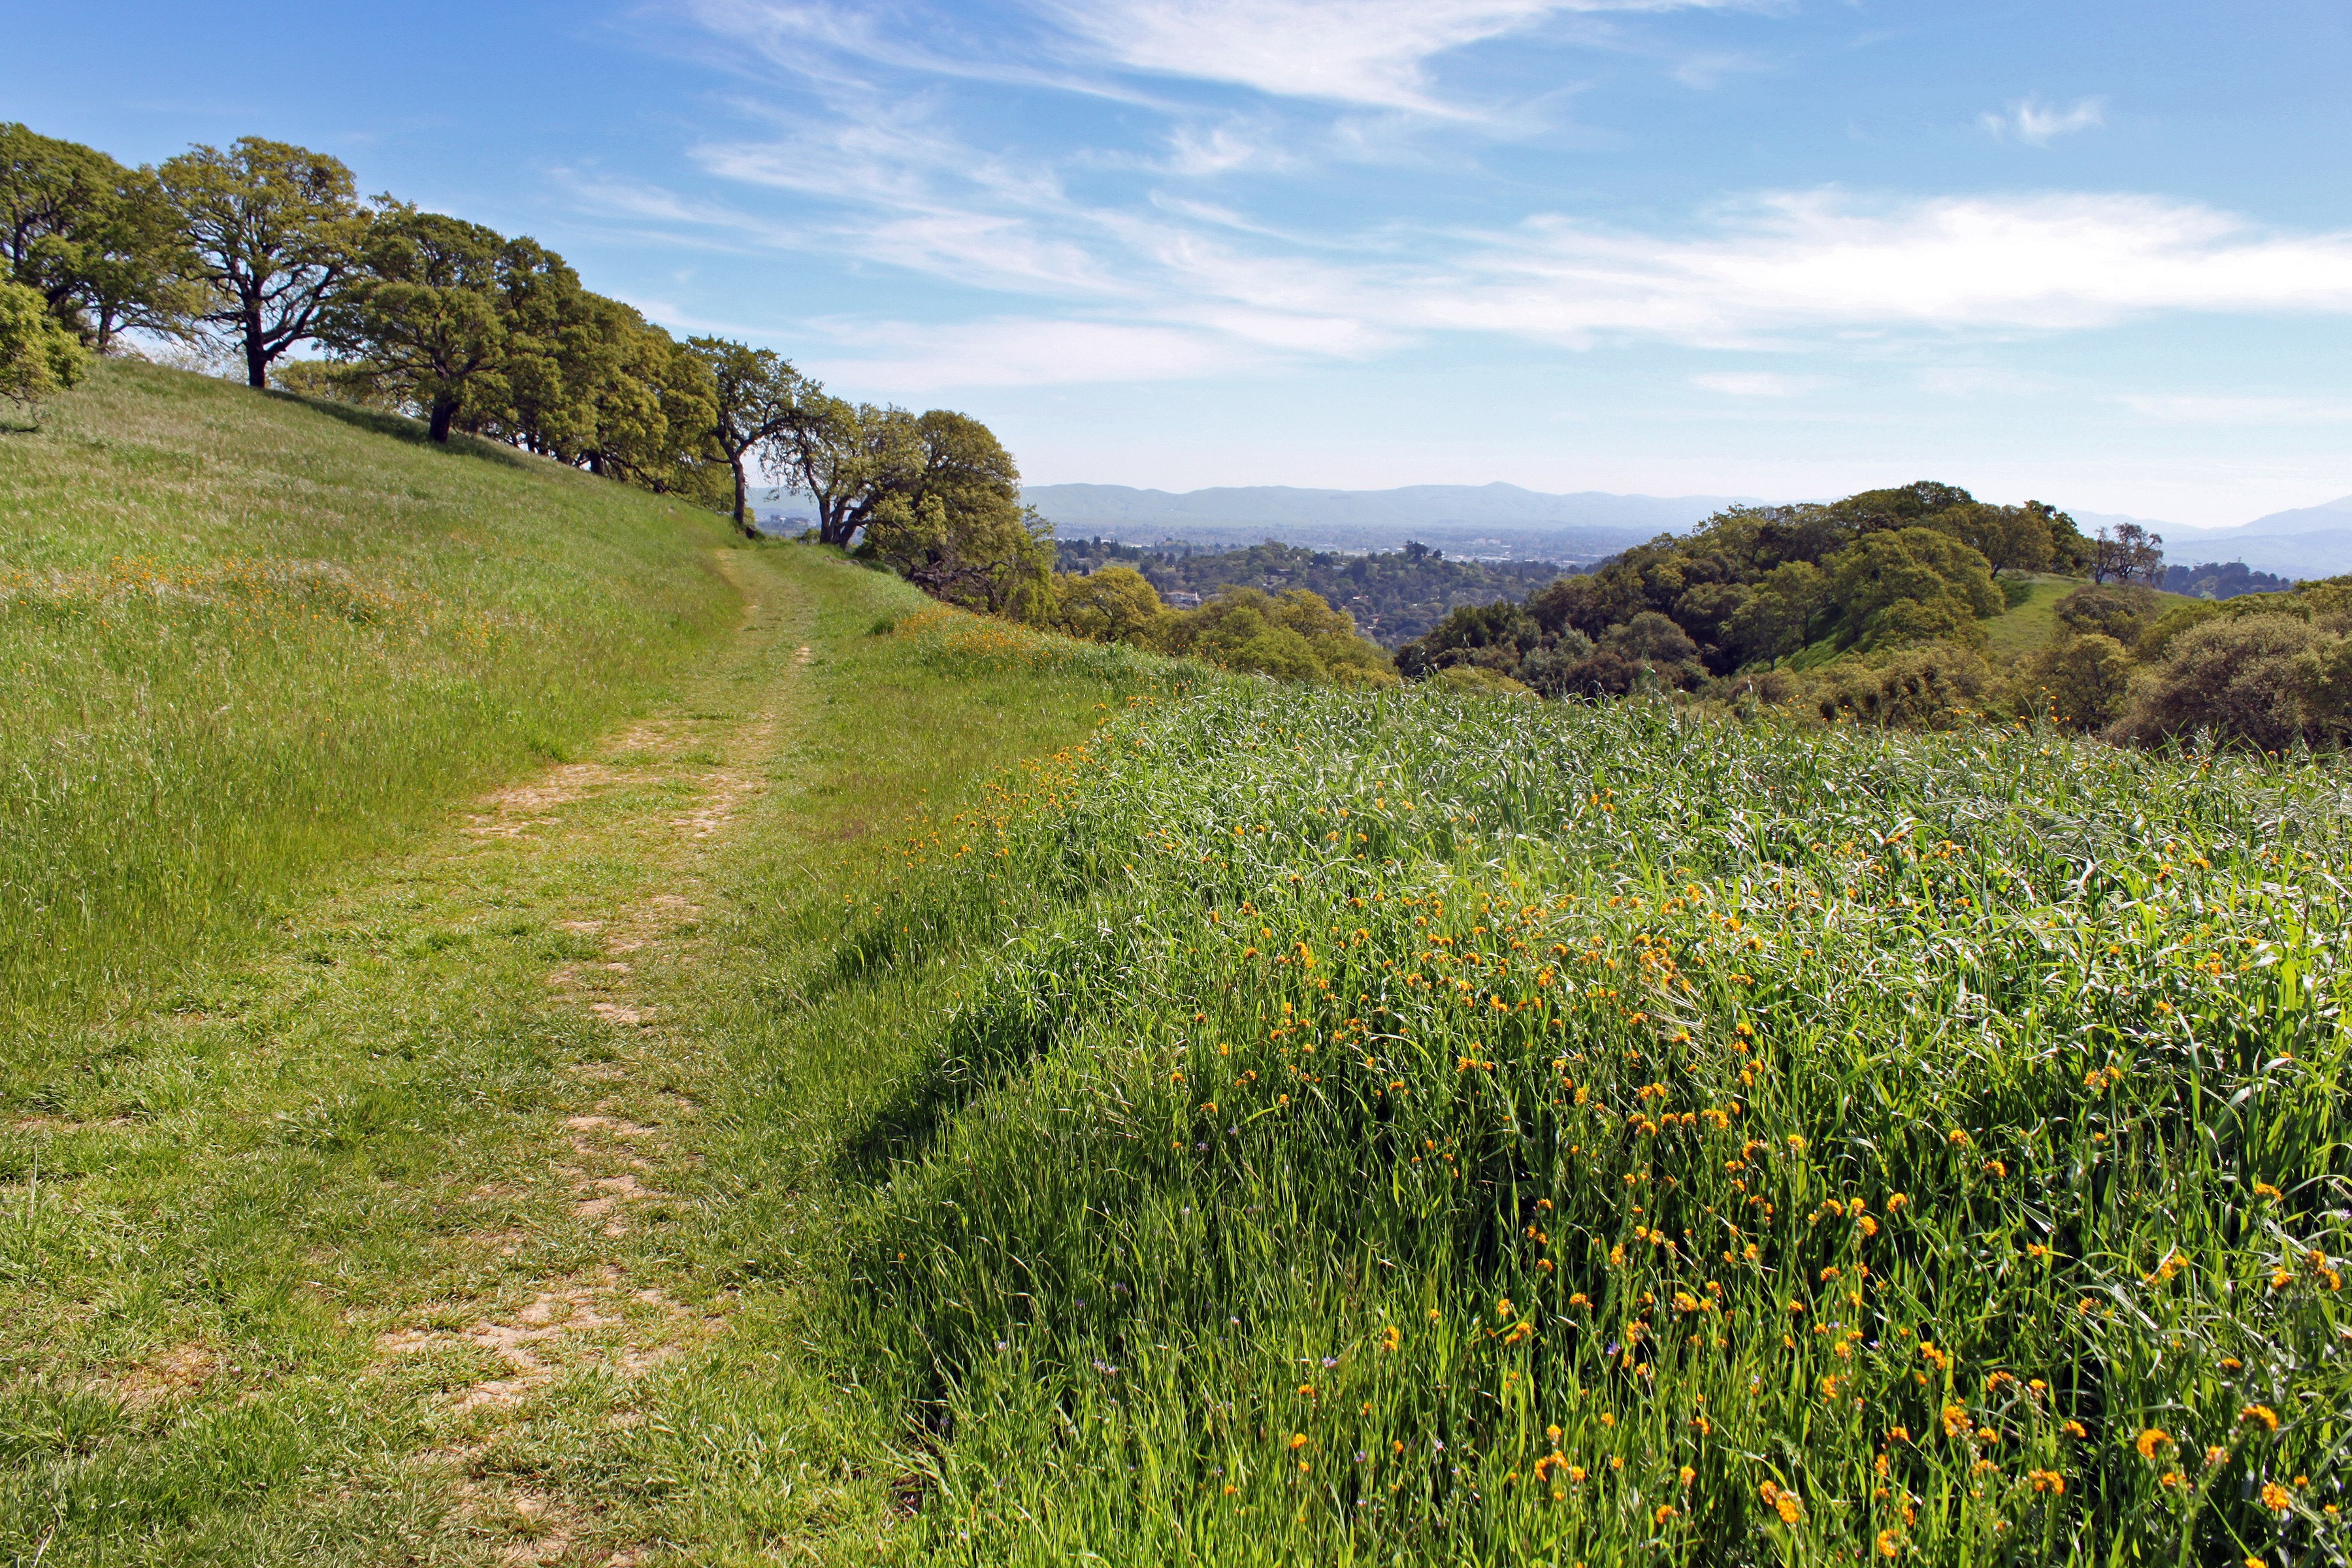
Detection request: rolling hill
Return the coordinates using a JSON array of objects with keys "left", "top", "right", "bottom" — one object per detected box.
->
[{"left": 0, "top": 357, "right": 743, "bottom": 1038}]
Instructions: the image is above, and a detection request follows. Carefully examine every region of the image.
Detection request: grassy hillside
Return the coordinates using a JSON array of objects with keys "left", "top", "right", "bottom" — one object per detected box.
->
[
  {"left": 798, "top": 685, "right": 2349, "bottom": 1563},
  {"left": 1980, "top": 572, "right": 2206, "bottom": 662},
  {"left": 7, "top": 370, "right": 2346, "bottom": 1565},
  {"left": 0, "top": 359, "right": 742, "bottom": 1051},
  {"left": 0, "top": 551, "right": 1168, "bottom": 1566},
  {"left": 1981, "top": 573, "right": 2077, "bottom": 658}
]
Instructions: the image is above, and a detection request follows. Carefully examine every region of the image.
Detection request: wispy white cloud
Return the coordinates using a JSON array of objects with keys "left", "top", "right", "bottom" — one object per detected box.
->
[
  {"left": 625, "top": 4, "right": 2352, "bottom": 396},
  {"left": 1982, "top": 95, "right": 2106, "bottom": 146},
  {"left": 1691, "top": 370, "right": 1825, "bottom": 396},
  {"left": 1671, "top": 50, "right": 1761, "bottom": 90},
  {"left": 1435, "top": 192, "right": 2352, "bottom": 347},
  {"left": 2117, "top": 392, "right": 2352, "bottom": 425},
  {"left": 811, "top": 315, "right": 1261, "bottom": 388},
  {"left": 685, "top": 0, "right": 1737, "bottom": 116},
  {"left": 601, "top": 119, "right": 2352, "bottom": 387},
  {"left": 1157, "top": 120, "right": 1303, "bottom": 177},
  {"left": 1038, "top": 0, "right": 1728, "bottom": 111},
  {"left": 1914, "top": 365, "right": 2057, "bottom": 399}
]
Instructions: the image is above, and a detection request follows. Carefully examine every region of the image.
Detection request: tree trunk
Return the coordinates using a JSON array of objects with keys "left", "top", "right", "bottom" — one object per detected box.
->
[
  {"left": 245, "top": 319, "right": 269, "bottom": 389},
  {"left": 730, "top": 458, "right": 756, "bottom": 538},
  {"left": 429, "top": 397, "right": 455, "bottom": 444}
]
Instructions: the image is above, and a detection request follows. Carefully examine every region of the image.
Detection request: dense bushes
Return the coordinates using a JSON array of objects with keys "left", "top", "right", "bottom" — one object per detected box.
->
[
  {"left": 0, "top": 278, "right": 86, "bottom": 413},
  {"left": 1043, "top": 568, "right": 1397, "bottom": 687},
  {"left": 1399, "top": 482, "right": 2088, "bottom": 687},
  {"left": 2112, "top": 613, "right": 2351, "bottom": 751},
  {"left": 1056, "top": 536, "right": 1565, "bottom": 646}
]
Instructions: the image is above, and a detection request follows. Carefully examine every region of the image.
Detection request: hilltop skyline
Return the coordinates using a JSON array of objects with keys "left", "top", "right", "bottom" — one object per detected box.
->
[{"left": 7, "top": 1, "right": 2350, "bottom": 523}]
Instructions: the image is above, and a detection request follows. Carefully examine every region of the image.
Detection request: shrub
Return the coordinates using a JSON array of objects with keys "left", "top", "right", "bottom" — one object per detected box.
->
[
  {"left": 2051, "top": 584, "right": 2161, "bottom": 650},
  {"left": 1162, "top": 587, "right": 1398, "bottom": 687},
  {"left": 2110, "top": 613, "right": 2338, "bottom": 751},
  {"left": 1421, "top": 663, "right": 1529, "bottom": 695},
  {"left": 1815, "top": 640, "right": 1989, "bottom": 728},
  {"left": 2133, "top": 598, "right": 2223, "bottom": 662},
  {"left": 1511, "top": 630, "right": 1595, "bottom": 695},
  {"left": 1394, "top": 600, "right": 1541, "bottom": 678},
  {"left": 1048, "top": 564, "right": 1170, "bottom": 647},
  {"left": 2013, "top": 632, "right": 2135, "bottom": 731},
  {"left": 0, "top": 279, "right": 88, "bottom": 416},
  {"left": 1603, "top": 610, "right": 1699, "bottom": 665}
]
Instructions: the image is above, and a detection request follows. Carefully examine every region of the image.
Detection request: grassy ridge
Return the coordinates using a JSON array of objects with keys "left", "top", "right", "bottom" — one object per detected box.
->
[
  {"left": 0, "top": 360, "right": 740, "bottom": 1050},
  {"left": 818, "top": 687, "right": 2349, "bottom": 1563}
]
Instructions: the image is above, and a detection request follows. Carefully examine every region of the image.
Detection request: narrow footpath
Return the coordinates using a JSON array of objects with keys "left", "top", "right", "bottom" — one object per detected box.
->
[{"left": 7, "top": 546, "right": 1134, "bottom": 1565}]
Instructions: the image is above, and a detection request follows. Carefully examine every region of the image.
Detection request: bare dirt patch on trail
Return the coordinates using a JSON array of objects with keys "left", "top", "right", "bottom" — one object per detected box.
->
[{"left": 359, "top": 556, "right": 810, "bottom": 1562}]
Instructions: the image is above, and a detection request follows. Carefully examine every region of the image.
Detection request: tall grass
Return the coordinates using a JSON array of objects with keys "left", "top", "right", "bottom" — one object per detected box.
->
[
  {"left": 0, "top": 359, "right": 740, "bottom": 1060},
  {"left": 825, "top": 685, "right": 2350, "bottom": 1563}
]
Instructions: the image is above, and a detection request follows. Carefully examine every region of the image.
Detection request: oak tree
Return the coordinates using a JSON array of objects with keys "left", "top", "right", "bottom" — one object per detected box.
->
[
  {"left": 318, "top": 207, "right": 508, "bottom": 442},
  {"left": 161, "top": 137, "right": 365, "bottom": 387},
  {"left": 860, "top": 411, "right": 1050, "bottom": 613},
  {"left": 765, "top": 395, "right": 921, "bottom": 546},
  {"left": 0, "top": 123, "right": 197, "bottom": 350},
  {"left": 685, "top": 336, "right": 809, "bottom": 536}
]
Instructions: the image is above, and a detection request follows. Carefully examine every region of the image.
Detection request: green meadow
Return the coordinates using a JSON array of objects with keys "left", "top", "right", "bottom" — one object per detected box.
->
[
  {"left": 3, "top": 365, "right": 2346, "bottom": 1567},
  {"left": 0, "top": 358, "right": 738, "bottom": 1053}
]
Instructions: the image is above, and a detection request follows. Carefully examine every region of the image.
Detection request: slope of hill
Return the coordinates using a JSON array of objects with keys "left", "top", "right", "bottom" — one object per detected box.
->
[
  {"left": 0, "top": 359, "right": 742, "bottom": 1043},
  {"left": 1021, "top": 481, "right": 1740, "bottom": 561},
  {"left": 9, "top": 374, "right": 2346, "bottom": 1565},
  {"left": 827, "top": 679, "right": 2351, "bottom": 1562}
]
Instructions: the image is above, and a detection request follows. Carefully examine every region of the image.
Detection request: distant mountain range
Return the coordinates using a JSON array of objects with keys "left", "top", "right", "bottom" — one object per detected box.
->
[
  {"left": 1019, "top": 483, "right": 1744, "bottom": 563},
  {"left": 2074, "top": 495, "right": 2352, "bottom": 579},
  {"left": 762, "top": 479, "right": 2352, "bottom": 580}
]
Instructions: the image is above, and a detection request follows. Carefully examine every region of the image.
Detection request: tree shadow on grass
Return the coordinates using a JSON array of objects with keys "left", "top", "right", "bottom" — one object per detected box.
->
[{"left": 260, "top": 389, "right": 549, "bottom": 474}]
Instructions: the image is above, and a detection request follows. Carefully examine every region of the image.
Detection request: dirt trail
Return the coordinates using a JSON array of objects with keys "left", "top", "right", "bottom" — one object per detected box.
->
[{"left": 359, "top": 551, "right": 807, "bottom": 1564}]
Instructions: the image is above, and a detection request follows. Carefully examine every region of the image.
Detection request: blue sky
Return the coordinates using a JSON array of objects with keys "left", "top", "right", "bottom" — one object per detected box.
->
[{"left": 9, "top": 1, "right": 2351, "bottom": 522}]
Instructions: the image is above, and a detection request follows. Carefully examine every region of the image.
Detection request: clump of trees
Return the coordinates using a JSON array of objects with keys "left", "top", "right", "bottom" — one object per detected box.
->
[
  {"left": 1387, "top": 475, "right": 2352, "bottom": 752},
  {"left": 2021, "top": 578, "right": 2352, "bottom": 750},
  {"left": 1054, "top": 538, "right": 1564, "bottom": 646},
  {"left": 3, "top": 120, "right": 1049, "bottom": 598},
  {"left": 1397, "top": 482, "right": 2089, "bottom": 694},
  {"left": 1040, "top": 565, "right": 1396, "bottom": 687},
  {"left": 2161, "top": 559, "right": 2291, "bottom": 599}
]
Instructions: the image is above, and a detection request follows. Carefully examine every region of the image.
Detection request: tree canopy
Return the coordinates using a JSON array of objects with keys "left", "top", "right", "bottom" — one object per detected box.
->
[
  {"left": 0, "top": 277, "right": 87, "bottom": 414},
  {"left": 159, "top": 137, "right": 366, "bottom": 387},
  {"left": 318, "top": 207, "right": 511, "bottom": 442},
  {"left": 1399, "top": 482, "right": 2094, "bottom": 691},
  {"left": 0, "top": 122, "right": 197, "bottom": 353},
  {"left": 688, "top": 336, "right": 808, "bottom": 536},
  {"left": 858, "top": 411, "right": 1051, "bottom": 616}
]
